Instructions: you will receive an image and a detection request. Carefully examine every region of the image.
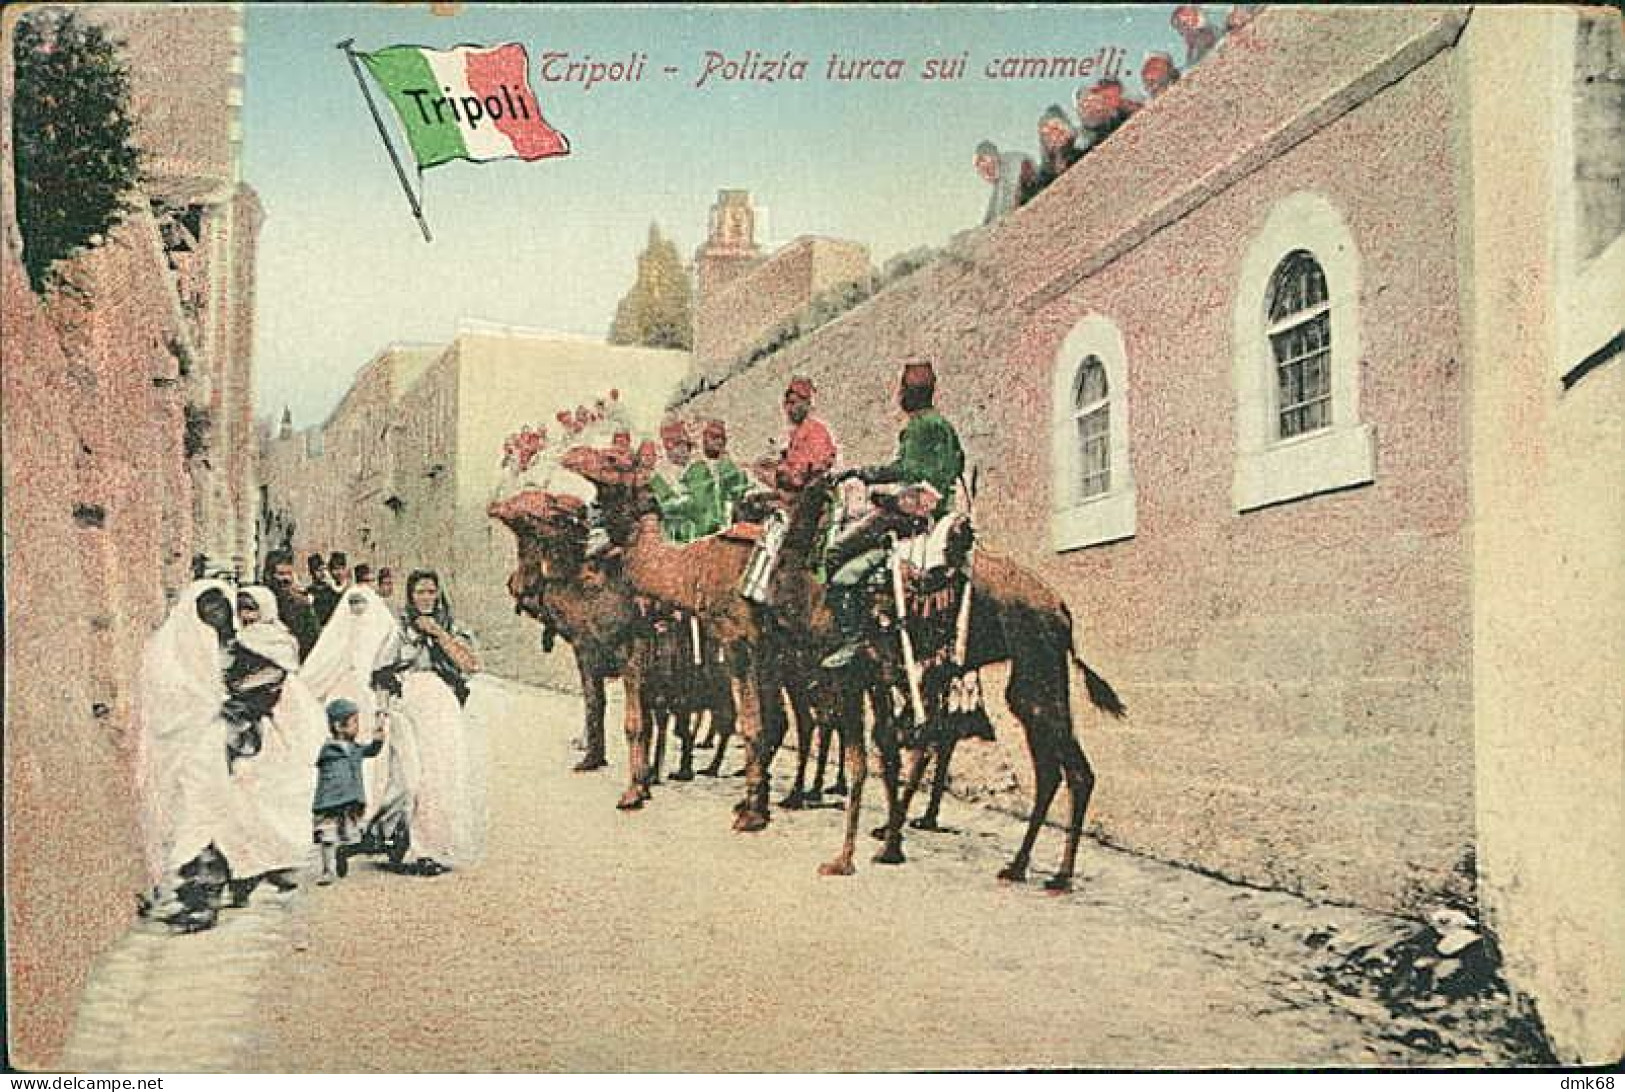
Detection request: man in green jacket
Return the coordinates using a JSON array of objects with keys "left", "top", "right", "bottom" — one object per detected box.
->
[
  {"left": 821, "top": 359, "right": 966, "bottom": 669},
  {"left": 651, "top": 418, "right": 702, "bottom": 543},
  {"left": 683, "top": 419, "right": 752, "bottom": 538}
]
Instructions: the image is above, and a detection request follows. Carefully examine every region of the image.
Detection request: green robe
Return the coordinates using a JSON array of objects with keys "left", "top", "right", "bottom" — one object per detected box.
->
[
  {"left": 683, "top": 456, "right": 751, "bottom": 538},
  {"left": 863, "top": 409, "right": 966, "bottom": 517},
  {"left": 651, "top": 466, "right": 701, "bottom": 543}
]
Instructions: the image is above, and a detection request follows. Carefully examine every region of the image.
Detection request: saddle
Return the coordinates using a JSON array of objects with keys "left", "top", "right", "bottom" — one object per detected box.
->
[
  {"left": 891, "top": 511, "right": 973, "bottom": 578},
  {"left": 865, "top": 510, "right": 994, "bottom": 744}
]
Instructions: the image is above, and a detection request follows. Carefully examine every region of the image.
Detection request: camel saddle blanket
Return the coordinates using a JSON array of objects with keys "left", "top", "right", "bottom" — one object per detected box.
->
[{"left": 891, "top": 511, "right": 971, "bottom": 576}]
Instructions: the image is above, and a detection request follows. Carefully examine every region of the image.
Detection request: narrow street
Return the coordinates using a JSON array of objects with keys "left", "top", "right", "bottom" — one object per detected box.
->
[{"left": 66, "top": 678, "right": 1536, "bottom": 1072}]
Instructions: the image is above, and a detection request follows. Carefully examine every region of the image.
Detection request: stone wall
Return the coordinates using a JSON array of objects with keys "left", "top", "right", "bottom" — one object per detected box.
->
[
  {"left": 677, "top": 7, "right": 1479, "bottom": 915},
  {"left": 2, "top": 201, "right": 206, "bottom": 1073},
  {"left": 89, "top": 5, "right": 241, "bottom": 201},
  {"left": 3, "top": 5, "right": 258, "bottom": 1065},
  {"left": 691, "top": 236, "right": 871, "bottom": 382}
]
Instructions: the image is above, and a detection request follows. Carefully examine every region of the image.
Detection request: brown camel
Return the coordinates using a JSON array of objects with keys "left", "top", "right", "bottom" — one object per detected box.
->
[
  {"left": 566, "top": 446, "right": 1127, "bottom": 891},
  {"left": 487, "top": 490, "right": 736, "bottom": 808},
  {"left": 554, "top": 443, "right": 823, "bottom": 832}
]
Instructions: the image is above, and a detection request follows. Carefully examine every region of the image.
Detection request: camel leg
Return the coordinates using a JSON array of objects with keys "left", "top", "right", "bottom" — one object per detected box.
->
[
  {"left": 617, "top": 648, "right": 652, "bottom": 810},
  {"left": 671, "top": 708, "right": 697, "bottom": 781},
  {"left": 910, "top": 738, "right": 959, "bottom": 831},
  {"left": 698, "top": 661, "right": 732, "bottom": 777},
  {"left": 870, "top": 701, "right": 908, "bottom": 864},
  {"left": 780, "top": 678, "right": 816, "bottom": 809},
  {"left": 999, "top": 759, "right": 1060, "bottom": 884},
  {"left": 649, "top": 703, "right": 671, "bottom": 786},
  {"left": 999, "top": 669, "right": 1068, "bottom": 882},
  {"left": 819, "top": 688, "right": 868, "bottom": 876},
  {"left": 808, "top": 704, "right": 835, "bottom": 803},
  {"left": 1046, "top": 732, "right": 1096, "bottom": 893},
  {"left": 573, "top": 652, "right": 608, "bottom": 772},
  {"left": 897, "top": 740, "right": 936, "bottom": 829},
  {"left": 731, "top": 646, "right": 774, "bottom": 832}
]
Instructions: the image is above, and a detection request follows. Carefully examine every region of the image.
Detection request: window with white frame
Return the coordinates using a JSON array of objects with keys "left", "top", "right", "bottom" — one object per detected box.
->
[
  {"left": 1232, "top": 192, "right": 1374, "bottom": 513},
  {"left": 1051, "top": 316, "right": 1135, "bottom": 551}
]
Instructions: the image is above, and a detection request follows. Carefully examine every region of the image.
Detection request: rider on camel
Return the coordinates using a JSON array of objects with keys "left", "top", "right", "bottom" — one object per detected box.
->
[
  {"left": 685, "top": 419, "right": 751, "bottom": 537},
  {"left": 822, "top": 359, "right": 965, "bottom": 670},
  {"left": 758, "top": 376, "right": 838, "bottom": 496},
  {"left": 651, "top": 418, "right": 703, "bottom": 543}
]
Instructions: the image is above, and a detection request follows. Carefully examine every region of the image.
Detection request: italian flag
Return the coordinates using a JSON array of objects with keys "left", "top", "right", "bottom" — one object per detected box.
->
[{"left": 359, "top": 43, "right": 570, "bottom": 169}]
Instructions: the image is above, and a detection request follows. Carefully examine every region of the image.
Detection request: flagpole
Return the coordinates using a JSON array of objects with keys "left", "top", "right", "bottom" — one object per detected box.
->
[{"left": 337, "top": 38, "right": 433, "bottom": 243}]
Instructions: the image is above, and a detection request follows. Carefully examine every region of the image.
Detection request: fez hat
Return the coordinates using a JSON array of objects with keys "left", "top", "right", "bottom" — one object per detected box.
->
[
  {"left": 326, "top": 697, "right": 359, "bottom": 725},
  {"left": 660, "top": 418, "right": 692, "bottom": 447},
  {"left": 703, "top": 419, "right": 727, "bottom": 442},
  {"left": 785, "top": 376, "right": 815, "bottom": 400},
  {"left": 900, "top": 359, "right": 937, "bottom": 390},
  {"left": 1171, "top": 3, "right": 1207, "bottom": 28}
]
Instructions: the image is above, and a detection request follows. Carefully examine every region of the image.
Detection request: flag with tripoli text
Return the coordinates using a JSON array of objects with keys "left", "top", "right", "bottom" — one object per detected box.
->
[{"left": 359, "top": 43, "right": 569, "bottom": 168}]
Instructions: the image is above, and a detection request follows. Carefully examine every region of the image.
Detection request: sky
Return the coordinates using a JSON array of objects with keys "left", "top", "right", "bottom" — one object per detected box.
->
[{"left": 244, "top": 3, "right": 1187, "bottom": 427}]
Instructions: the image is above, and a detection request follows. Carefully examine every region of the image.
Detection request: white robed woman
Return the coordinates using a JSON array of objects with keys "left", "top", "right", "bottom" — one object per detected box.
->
[
  {"left": 217, "top": 586, "right": 328, "bottom": 904},
  {"left": 300, "top": 582, "right": 399, "bottom": 824},
  {"left": 134, "top": 580, "right": 239, "bottom": 931},
  {"left": 369, "top": 570, "right": 486, "bottom": 875}
]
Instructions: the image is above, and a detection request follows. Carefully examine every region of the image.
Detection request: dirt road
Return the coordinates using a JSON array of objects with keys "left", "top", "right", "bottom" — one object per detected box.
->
[{"left": 215, "top": 678, "right": 1530, "bottom": 1071}]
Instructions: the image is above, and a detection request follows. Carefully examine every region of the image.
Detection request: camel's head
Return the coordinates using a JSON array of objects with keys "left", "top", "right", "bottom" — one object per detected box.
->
[{"left": 488, "top": 489, "right": 591, "bottom": 602}]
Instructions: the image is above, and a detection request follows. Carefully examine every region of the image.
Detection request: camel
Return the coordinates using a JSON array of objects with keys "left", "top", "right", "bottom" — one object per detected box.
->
[
  {"left": 564, "top": 444, "right": 1126, "bottom": 891},
  {"left": 551, "top": 445, "right": 799, "bottom": 831},
  {"left": 487, "top": 490, "right": 737, "bottom": 807}
]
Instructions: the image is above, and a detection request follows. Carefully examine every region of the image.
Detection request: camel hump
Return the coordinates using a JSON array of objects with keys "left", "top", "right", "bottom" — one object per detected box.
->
[{"left": 971, "top": 549, "right": 1068, "bottom": 616}]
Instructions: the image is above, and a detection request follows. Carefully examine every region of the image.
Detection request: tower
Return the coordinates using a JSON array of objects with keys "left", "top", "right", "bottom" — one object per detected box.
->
[{"left": 693, "top": 189, "right": 763, "bottom": 300}]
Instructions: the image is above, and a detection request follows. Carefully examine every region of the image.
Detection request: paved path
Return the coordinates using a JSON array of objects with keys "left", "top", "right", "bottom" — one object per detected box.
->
[{"left": 63, "top": 677, "right": 1532, "bottom": 1071}]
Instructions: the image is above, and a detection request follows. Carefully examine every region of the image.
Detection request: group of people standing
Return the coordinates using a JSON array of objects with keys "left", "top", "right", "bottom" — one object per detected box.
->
[
  {"left": 135, "top": 552, "right": 483, "bottom": 934},
  {"left": 977, "top": 3, "right": 1262, "bottom": 223}
]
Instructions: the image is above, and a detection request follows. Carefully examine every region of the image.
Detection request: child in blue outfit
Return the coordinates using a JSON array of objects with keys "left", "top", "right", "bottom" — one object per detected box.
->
[{"left": 313, "top": 697, "right": 385, "bottom": 885}]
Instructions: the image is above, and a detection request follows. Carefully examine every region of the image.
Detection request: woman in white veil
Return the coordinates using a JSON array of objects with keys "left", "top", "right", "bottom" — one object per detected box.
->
[
  {"left": 301, "top": 582, "right": 401, "bottom": 825},
  {"left": 134, "top": 580, "right": 237, "bottom": 931},
  {"left": 217, "top": 586, "right": 328, "bottom": 902}
]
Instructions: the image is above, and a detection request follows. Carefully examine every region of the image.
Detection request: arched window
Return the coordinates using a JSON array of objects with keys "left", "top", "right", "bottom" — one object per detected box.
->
[
  {"left": 1232, "top": 192, "right": 1373, "bottom": 513},
  {"left": 1052, "top": 317, "right": 1135, "bottom": 551},
  {"left": 1072, "top": 356, "right": 1111, "bottom": 501},
  {"left": 1266, "top": 251, "right": 1331, "bottom": 438}
]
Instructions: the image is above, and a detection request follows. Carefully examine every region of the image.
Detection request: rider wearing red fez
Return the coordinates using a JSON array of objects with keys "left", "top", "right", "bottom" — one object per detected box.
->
[{"left": 764, "top": 376, "right": 838, "bottom": 493}]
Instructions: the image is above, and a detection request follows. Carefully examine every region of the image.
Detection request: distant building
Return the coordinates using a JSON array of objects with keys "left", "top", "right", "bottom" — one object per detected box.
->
[
  {"left": 259, "top": 323, "right": 690, "bottom": 682},
  {"left": 690, "top": 189, "right": 872, "bottom": 384}
]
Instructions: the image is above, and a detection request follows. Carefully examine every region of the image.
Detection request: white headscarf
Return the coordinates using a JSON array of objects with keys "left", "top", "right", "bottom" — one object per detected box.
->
[
  {"left": 235, "top": 584, "right": 300, "bottom": 673},
  {"left": 134, "top": 580, "right": 235, "bottom": 886},
  {"left": 301, "top": 583, "right": 397, "bottom": 702},
  {"left": 218, "top": 585, "right": 327, "bottom": 879}
]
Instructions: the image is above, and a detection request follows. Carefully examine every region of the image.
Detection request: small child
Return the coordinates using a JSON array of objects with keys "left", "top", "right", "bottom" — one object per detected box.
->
[{"left": 312, "top": 697, "right": 385, "bottom": 885}]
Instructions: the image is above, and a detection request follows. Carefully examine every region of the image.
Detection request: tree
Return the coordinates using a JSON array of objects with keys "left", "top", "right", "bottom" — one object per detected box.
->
[
  {"left": 608, "top": 223, "right": 693, "bottom": 350},
  {"left": 12, "top": 10, "right": 142, "bottom": 291}
]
